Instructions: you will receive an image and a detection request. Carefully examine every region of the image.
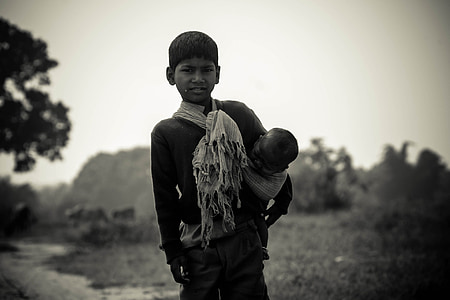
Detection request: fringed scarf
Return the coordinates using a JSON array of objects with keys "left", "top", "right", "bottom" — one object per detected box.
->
[{"left": 173, "top": 100, "right": 247, "bottom": 246}]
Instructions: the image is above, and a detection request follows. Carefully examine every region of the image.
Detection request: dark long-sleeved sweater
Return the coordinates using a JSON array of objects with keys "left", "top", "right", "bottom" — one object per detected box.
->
[{"left": 151, "top": 99, "right": 292, "bottom": 263}]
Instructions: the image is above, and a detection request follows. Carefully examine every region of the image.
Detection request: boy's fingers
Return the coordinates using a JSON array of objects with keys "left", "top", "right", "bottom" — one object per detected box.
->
[
  {"left": 172, "top": 267, "right": 189, "bottom": 284},
  {"left": 170, "top": 256, "right": 190, "bottom": 284},
  {"left": 180, "top": 266, "right": 191, "bottom": 283}
]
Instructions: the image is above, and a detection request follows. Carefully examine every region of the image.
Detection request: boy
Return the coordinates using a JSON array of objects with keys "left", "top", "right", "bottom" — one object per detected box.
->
[
  {"left": 243, "top": 128, "right": 299, "bottom": 260},
  {"left": 151, "top": 31, "right": 293, "bottom": 300}
]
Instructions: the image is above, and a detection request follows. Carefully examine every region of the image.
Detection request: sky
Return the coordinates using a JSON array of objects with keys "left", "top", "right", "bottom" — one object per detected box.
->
[{"left": 1, "top": 0, "right": 449, "bottom": 187}]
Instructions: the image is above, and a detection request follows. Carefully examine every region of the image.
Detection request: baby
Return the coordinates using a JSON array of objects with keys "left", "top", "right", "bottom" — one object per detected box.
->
[{"left": 244, "top": 128, "right": 299, "bottom": 260}]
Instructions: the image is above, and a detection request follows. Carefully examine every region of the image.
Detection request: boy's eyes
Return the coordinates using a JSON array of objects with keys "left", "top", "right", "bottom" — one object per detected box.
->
[{"left": 180, "top": 67, "right": 214, "bottom": 73}]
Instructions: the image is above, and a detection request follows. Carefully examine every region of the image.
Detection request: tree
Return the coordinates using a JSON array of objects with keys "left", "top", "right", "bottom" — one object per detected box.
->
[
  {"left": 289, "top": 138, "right": 360, "bottom": 212},
  {"left": 371, "top": 142, "right": 414, "bottom": 200},
  {"left": 412, "top": 149, "right": 446, "bottom": 199},
  {"left": 0, "top": 176, "right": 39, "bottom": 230},
  {"left": 0, "top": 17, "right": 71, "bottom": 172}
]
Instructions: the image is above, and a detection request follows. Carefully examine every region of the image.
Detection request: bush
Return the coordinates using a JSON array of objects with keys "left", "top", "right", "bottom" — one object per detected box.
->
[
  {"left": 289, "top": 139, "right": 362, "bottom": 212},
  {"left": 77, "top": 219, "right": 159, "bottom": 247},
  {"left": 0, "top": 177, "right": 39, "bottom": 234}
]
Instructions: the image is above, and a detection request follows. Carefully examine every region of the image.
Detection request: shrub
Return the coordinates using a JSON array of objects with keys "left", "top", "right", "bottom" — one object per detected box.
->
[{"left": 77, "top": 219, "right": 159, "bottom": 247}]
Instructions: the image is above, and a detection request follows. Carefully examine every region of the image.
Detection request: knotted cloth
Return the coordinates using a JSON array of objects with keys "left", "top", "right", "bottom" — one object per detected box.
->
[{"left": 173, "top": 100, "right": 247, "bottom": 246}]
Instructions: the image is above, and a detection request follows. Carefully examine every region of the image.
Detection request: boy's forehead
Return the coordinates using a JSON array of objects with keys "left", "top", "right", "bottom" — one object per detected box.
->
[{"left": 177, "top": 57, "right": 216, "bottom": 67}]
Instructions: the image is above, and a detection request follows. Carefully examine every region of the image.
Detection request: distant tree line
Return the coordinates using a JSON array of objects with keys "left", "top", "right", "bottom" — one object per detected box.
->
[
  {"left": 289, "top": 140, "right": 449, "bottom": 212},
  {"left": 1, "top": 139, "right": 448, "bottom": 234},
  {"left": 367, "top": 142, "right": 449, "bottom": 202}
]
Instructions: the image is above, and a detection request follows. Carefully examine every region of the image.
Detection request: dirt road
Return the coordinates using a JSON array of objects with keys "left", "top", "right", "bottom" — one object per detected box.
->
[{"left": 0, "top": 241, "right": 178, "bottom": 300}]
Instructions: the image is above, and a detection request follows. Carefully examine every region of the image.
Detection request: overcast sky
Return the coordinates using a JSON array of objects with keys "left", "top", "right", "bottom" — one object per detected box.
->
[{"left": 1, "top": 0, "right": 449, "bottom": 187}]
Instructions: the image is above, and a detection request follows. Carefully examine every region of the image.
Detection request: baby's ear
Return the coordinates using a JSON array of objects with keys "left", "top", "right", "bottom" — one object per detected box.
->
[{"left": 166, "top": 67, "right": 175, "bottom": 85}]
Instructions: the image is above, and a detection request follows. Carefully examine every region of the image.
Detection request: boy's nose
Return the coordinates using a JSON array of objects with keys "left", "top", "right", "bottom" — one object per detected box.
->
[{"left": 192, "top": 70, "right": 204, "bottom": 82}]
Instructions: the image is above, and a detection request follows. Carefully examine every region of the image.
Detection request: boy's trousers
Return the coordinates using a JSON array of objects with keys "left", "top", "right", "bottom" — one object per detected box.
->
[{"left": 180, "top": 219, "right": 268, "bottom": 300}]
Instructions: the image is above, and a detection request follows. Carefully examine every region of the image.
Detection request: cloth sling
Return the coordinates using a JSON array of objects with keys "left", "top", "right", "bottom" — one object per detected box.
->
[
  {"left": 243, "top": 160, "right": 287, "bottom": 202},
  {"left": 173, "top": 100, "right": 287, "bottom": 246},
  {"left": 174, "top": 100, "right": 246, "bottom": 246}
]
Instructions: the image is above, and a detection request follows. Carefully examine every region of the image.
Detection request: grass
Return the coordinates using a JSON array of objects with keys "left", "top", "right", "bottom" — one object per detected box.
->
[
  {"left": 263, "top": 195, "right": 450, "bottom": 300},
  {"left": 265, "top": 211, "right": 387, "bottom": 300},
  {"left": 34, "top": 194, "right": 450, "bottom": 299},
  {"left": 50, "top": 243, "right": 174, "bottom": 289}
]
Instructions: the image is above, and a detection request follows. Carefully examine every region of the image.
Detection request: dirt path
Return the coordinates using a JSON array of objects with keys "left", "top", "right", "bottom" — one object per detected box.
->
[{"left": 0, "top": 241, "right": 178, "bottom": 300}]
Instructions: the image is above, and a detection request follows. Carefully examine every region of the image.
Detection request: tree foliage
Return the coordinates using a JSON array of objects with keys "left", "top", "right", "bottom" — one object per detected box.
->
[
  {"left": 368, "top": 142, "right": 448, "bottom": 201},
  {"left": 369, "top": 143, "right": 414, "bottom": 200},
  {"left": 289, "top": 138, "right": 364, "bottom": 212},
  {"left": 0, "top": 17, "right": 71, "bottom": 172},
  {"left": 0, "top": 176, "right": 39, "bottom": 230},
  {"left": 413, "top": 149, "right": 446, "bottom": 199}
]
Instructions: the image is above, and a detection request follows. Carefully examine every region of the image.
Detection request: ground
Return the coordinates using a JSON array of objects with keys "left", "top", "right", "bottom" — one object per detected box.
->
[{"left": 0, "top": 241, "right": 178, "bottom": 300}]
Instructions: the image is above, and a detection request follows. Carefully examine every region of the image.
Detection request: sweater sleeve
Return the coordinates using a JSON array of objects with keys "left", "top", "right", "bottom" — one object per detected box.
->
[
  {"left": 151, "top": 126, "right": 183, "bottom": 263},
  {"left": 272, "top": 174, "right": 293, "bottom": 215}
]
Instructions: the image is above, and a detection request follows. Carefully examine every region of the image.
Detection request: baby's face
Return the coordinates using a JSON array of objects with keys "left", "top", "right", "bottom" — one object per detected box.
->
[{"left": 251, "top": 136, "right": 288, "bottom": 175}]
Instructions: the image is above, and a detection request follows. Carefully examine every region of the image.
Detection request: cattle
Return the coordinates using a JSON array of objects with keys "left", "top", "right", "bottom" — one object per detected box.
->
[
  {"left": 4, "top": 203, "right": 37, "bottom": 237},
  {"left": 65, "top": 204, "right": 109, "bottom": 227},
  {"left": 111, "top": 207, "right": 135, "bottom": 223}
]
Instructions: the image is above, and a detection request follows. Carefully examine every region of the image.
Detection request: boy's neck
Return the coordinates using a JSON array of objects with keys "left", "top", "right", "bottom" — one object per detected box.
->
[{"left": 202, "top": 99, "right": 212, "bottom": 115}]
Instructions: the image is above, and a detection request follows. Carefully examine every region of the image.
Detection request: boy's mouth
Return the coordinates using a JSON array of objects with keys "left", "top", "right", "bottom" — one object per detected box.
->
[
  {"left": 190, "top": 87, "right": 206, "bottom": 91},
  {"left": 189, "top": 87, "right": 207, "bottom": 94}
]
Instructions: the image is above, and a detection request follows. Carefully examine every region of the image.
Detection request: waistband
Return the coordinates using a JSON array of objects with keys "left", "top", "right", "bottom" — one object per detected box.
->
[
  {"left": 181, "top": 218, "right": 257, "bottom": 249},
  {"left": 235, "top": 218, "right": 257, "bottom": 233},
  {"left": 206, "top": 218, "right": 257, "bottom": 248}
]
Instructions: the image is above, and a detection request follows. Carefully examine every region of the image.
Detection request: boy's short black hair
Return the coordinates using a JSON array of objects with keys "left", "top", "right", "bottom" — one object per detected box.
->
[{"left": 168, "top": 31, "right": 218, "bottom": 69}]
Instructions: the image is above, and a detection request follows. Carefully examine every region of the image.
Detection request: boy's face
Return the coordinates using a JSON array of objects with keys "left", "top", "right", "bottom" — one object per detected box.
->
[{"left": 166, "top": 57, "right": 220, "bottom": 106}]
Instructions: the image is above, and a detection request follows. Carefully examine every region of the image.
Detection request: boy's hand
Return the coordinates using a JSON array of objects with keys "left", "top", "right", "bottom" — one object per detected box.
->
[
  {"left": 170, "top": 255, "right": 190, "bottom": 284},
  {"left": 265, "top": 205, "right": 283, "bottom": 228}
]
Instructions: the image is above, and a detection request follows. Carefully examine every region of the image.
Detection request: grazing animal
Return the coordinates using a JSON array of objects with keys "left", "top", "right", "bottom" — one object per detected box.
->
[
  {"left": 111, "top": 207, "right": 135, "bottom": 223},
  {"left": 65, "top": 205, "right": 109, "bottom": 227},
  {"left": 4, "top": 203, "right": 37, "bottom": 237}
]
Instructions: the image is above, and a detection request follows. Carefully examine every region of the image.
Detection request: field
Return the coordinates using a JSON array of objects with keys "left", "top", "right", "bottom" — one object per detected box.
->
[{"left": 5, "top": 194, "right": 450, "bottom": 300}]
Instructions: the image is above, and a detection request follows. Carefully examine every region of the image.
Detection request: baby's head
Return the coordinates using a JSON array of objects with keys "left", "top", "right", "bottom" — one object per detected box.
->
[
  {"left": 250, "top": 128, "right": 299, "bottom": 175},
  {"left": 168, "top": 31, "right": 218, "bottom": 70}
]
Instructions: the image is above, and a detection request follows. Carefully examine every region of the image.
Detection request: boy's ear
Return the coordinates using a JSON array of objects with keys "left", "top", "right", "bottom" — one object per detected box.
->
[
  {"left": 166, "top": 67, "right": 175, "bottom": 85},
  {"left": 215, "top": 66, "right": 221, "bottom": 84}
]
